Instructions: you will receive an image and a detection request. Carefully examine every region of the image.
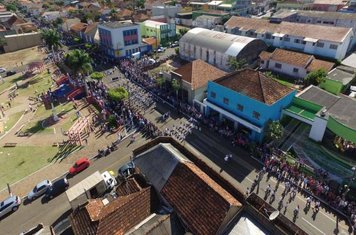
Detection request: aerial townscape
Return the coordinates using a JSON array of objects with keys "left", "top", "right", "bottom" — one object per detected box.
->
[{"left": 0, "top": 0, "right": 356, "bottom": 234}]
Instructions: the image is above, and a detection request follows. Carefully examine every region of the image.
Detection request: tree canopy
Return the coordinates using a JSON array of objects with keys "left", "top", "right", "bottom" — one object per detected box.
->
[
  {"left": 107, "top": 87, "right": 129, "bottom": 102},
  {"left": 90, "top": 72, "right": 104, "bottom": 81},
  {"left": 65, "top": 49, "right": 93, "bottom": 75},
  {"left": 305, "top": 69, "right": 327, "bottom": 86},
  {"left": 41, "top": 29, "right": 61, "bottom": 50},
  {"left": 227, "top": 57, "right": 247, "bottom": 71},
  {"left": 266, "top": 120, "right": 284, "bottom": 143}
]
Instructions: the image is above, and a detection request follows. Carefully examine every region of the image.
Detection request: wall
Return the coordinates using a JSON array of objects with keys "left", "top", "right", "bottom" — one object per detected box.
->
[
  {"left": 4, "top": 32, "right": 41, "bottom": 52},
  {"left": 266, "top": 59, "right": 307, "bottom": 79},
  {"left": 319, "top": 79, "right": 343, "bottom": 95},
  {"left": 206, "top": 81, "right": 296, "bottom": 128},
  {"left": 327, "top": 116, "right": 356, "bottom": 142},
  {"left": 309, "top": 115, "right": 328, "bottom": 141}
]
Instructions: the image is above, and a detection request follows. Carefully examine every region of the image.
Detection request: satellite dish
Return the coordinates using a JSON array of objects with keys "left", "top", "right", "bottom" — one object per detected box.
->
[{"left": 269, "top": 210, "right": 280, "bottom": 221}]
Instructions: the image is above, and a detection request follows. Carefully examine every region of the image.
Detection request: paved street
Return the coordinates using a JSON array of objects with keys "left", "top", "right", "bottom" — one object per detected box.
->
[{"left": 0, "top": 69, "right": 352, "bottom": 235}]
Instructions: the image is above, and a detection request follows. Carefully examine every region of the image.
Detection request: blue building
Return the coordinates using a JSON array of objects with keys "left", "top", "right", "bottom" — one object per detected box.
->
[{"left": 204, "top": 69, "right": 296, "bottom": 142}]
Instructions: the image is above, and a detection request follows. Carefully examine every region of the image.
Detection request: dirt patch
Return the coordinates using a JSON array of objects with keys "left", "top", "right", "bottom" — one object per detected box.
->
[{"left": 0, "top": 47, "right": 45, "bottom": 70}]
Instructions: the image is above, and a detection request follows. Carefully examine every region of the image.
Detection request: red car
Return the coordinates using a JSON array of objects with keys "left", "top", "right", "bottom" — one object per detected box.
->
[{"left": 69, "top": 157, "right": 90, "bottom": 175}]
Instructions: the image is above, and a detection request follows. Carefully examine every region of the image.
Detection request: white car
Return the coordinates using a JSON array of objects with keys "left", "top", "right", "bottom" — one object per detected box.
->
[
  {"left": 0, "top": 68, "right": 6, "bottom": 73},
  {"left": 101, "top": 171, "right": 117, "bottom": 190},
  {"left": 28, "top": 180, "right": 52, "bottom": 200},
  {"left": 0, "top": 195, "right": 21, "bottom": 218}
]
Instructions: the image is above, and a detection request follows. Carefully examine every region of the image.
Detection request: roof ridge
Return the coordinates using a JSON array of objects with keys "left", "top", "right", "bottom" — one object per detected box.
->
[{"left": 257, "top": 71, "right": 267, "bottom": 103}]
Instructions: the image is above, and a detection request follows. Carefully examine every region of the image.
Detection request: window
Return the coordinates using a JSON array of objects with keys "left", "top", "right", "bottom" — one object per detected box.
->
[
  {"left": 283, "top": 37, "right": 290, "bottom": 42},
  {"left": 294, "top": 39, "right": 300, "bottom": 44},
  {"left": 211, "top": 91, "right": 216, "bottom": 98},
  {"left": 265, "top": 33, "right": 272, "bottom": 39},
  {"left": 275, "top": 63, "right": 282, "bottom": 69},
  {"left": 330, "top": 44, "right": 338, "bottom": 50},
  {"left": 293, "top": 68, "right": 299, "bottom": 73},
  {"left": 223, "top": 97, "right": 229, "bottom": 105},
  {"left": 253, "top": 111, "right": 260, "bottom": 120},
  {"left": 237, "top": 104, "right": 244, "bottom": 111},
  {"left": 316, "top": 42, "right": 324, "bottom": 48}
]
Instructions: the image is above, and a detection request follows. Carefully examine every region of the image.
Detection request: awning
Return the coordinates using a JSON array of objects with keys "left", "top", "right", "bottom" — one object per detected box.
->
[
  {"left": 204, "top": 99, "right": 262, "bottom": 133},
  {"left": 304, "top": 37, "right": 318, "bottom": 42},
  {"left": 66, "top": 171, "right": 103, "bottom": 202}
]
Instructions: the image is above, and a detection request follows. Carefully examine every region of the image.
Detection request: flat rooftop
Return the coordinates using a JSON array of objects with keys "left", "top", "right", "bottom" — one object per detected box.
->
[
  {"left": 101, "top": 21, "right": 136, "bottom": 29},
  {"left": 298, "top": 86, "right": 356, "bottom": 129}
]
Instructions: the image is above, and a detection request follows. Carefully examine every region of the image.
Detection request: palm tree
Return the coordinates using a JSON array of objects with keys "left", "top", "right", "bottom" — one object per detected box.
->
[
  {"left": 65, "top": 49, "right": 93, "bottom": 95},
  {"left": 266, "top": 120, "right": 284, "bottom": 144},
  {"left": 41, "top": 29, "right": 61, "bottom": 50},
  {"left": 171, "top": 79, "right": 181, "bottom": 100},
  {"left": 65, "top": 49, "right": 93, "bottom": 76}
]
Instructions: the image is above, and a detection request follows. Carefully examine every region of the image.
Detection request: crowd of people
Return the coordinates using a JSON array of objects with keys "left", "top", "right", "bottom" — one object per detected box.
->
[{"left": 259, "top": 152, "right": 356, "bottom": 228}]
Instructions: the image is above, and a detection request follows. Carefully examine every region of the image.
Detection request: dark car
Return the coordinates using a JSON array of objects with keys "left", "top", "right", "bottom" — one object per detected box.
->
[
  {"left": 6, "top": 71, "right": 16, "bottom": 77},
  {"left": 44, "top": 178, "right": 69, "bottom": 199}
]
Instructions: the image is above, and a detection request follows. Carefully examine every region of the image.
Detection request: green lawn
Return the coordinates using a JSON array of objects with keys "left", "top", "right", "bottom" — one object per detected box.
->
[
  {"left": 0, "top": 74, "right": 23, "bottom": 94},
  {"left": 273, "top": 77, "right": 295, "bottom": 88},
  {"left": 0, "top": 146, "right": 58, "bottom": 186},
  {"left": 17, "top": 73, "right": 53, "bottom": 97},
  {"left": 4, "top": 111, "right": 23, "bottom": 132}
]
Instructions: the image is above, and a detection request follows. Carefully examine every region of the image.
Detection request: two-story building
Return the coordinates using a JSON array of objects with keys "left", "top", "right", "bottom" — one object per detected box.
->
[
  {"left": 179, "top": 28, "right": 267, "bottom": 71},
  {"left": 225, "top": 16, "right": 354, "bottom": 60},
  {"left": 98, "top": 21, "right": 148, "bottom": 59},
  {"left": 259, "top": 48, "right": 334, "bottom": 79},
  {"left": 140, "top": 20, "right": 176, "bottom": 46},
  {"left": 204, "top": 69, "right": 296, "bottom": 142}
]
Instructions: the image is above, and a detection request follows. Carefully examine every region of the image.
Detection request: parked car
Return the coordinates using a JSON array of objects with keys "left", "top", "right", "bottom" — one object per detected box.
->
[
  {"left": 28, "top": 180, "right": 52, "bottom": 200},
  {"left": 118, "top": 162, "right": 135, "bottom": 178},
  {"left": 6, "top": 70, "right": 16, "bottom": 77},
  {"left": 0, "top": 195, "right": 21, "bottom": 218},
  {"left": 69, "top": 157, "right": 90, "bottom": 175},
  {"left": 101, "top": 171, "right": 117, "bottom": 190},
  {"left": 44, "top": 178, "right": 69, "bottom": 200},
  {"left": 0, "top": 68, "right": 6, "bottom": 73}
]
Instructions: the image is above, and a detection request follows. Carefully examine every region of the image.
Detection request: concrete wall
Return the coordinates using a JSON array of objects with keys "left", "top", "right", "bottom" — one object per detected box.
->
[
  {"left": 4, "top": 32, "right": 41, "bottom": 53},
  {"left": 265, "top": 59, "right": 308, "bottom": 79}
]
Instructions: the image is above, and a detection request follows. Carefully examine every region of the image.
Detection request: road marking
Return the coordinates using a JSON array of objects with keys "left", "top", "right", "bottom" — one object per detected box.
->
[{"left": 302, "top": 218, "right": 326, "bottom": 235}]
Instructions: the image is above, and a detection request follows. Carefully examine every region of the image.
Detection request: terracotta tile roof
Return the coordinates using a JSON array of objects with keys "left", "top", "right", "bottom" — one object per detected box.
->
[
  {"left": 115, "top": 177, "right": 142, "bottom": 196},
  {"left": 84, "top": 22, "right": 98, "bottom": 34},
  {"left": 142, "top": 37, "right": 157, "bottom": 46},
  {"left": 306, "top": 59, "right": 334, "bottom": 72},
  {"left": 173, "top": 59, "right": 227, "bottom": 90},
  {"left": 269, "top": 48, "right": 313, "bottom": 67},
  {"left": 70, "top": 22, "right": 88, "bottom": 32},
  {"left": 118, "top": 9, "right": 133, "bottom": 17},
  {"left": 259, "top": 51, "right": 272, "bottom": 61},
  {"left": 215, "top": 69, "right": 294, "bottom": 105},
  {"left": 70, "top": 187, "right": 153, "bottom": 235},
  {"left": 161, "top": 161, "right": 241, "bottom": 235},
  {"left": 225, "top": 16, "right": 352, "bottom": 43}
]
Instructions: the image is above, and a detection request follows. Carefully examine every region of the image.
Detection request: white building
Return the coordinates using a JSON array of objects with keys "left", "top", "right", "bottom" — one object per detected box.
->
[
  {"left": 193, "top": 15, "right": 222, "bottom": 29},
  {"left": 179, "top": 28, "right": 267, "bottom": 71},
  {"left": 152, "top": 5, "right": 181, "bottom": 19},
  {"left": 98, "top": 21, "right": 146, "bottom": 59},
  {"left": 225, "top": 16, "right": 354, "bottom": 60},
  {"left": 259, "top": 48, "right": 334, "bottom": 79}
]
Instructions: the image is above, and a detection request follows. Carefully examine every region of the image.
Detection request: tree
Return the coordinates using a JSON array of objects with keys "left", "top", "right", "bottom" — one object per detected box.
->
[
  {"left": 228, "top": 57, "right": 247, "bottom": 71},
  {"left": 0, "top": 37, "right": 7, "bottom": 47},
  {"left": 6, "top": 3, "right": 17, "bottom": 11},
  {"left": 178, "top": 28, "right": 189, "bottom": 37},
  {"left": 136, "top": 0, "right": 145, "bottom": 8},
  {"left": 171, "top": 79, "right": 181, "bottom": 100},
  {"left": 305, "top": 69, "right": 327, "bottom": 86},
  {"left": 266, "top": 120, "right": 284, "bottom": 143},
  {"left": 156, "top": 76, "right": 165, "bottom": 89},
  {"left": 65, "top": 49, "right": 93, "bottom": 75},
  {"left": 175, "top": 47, "right": 179, "bottom": 56},
  {"left": 41, "top": 29, "right": 61, "bottom": 50},
  {"left": 90, "top": 71, "right": 104, "bottom": 81},
  {"left": 107, "top": 87, "right": 129, "bottom": 102}
]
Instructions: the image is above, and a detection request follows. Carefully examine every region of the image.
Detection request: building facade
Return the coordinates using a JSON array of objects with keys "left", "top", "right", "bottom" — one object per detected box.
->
[
  {"left": 225, "top": 16, "right": 354, "bottom": 60},
  {"left": 98, "top": 21, "right": 146, "bottom": 59},
  {"left": 259, "top": 49, "right": 334, "bottom": 79},
  {"left": 204, "top": 69, "right": 296, "bottom": 142},
  {"left": 179, "top": 28, "right": 267, "bottom": 71},
  {"left": 140, "top": 20, "right": 176, "bottom": 46}
]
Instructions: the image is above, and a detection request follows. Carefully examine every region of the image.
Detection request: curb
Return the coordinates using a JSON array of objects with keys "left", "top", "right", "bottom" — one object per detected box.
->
[
  {"left": 0, "top": 111, "right": 26, "bottom": 141},
  {"left": 1, "top": 128, "right": 136, "bottom": 201}
]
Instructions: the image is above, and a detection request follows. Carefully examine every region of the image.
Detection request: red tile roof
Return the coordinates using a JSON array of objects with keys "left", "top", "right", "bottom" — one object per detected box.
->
[
  {"left": 215, "top": 69, "right": 294, "bottom": 105},
  {"left": 306, "top": 59, "right": 334, "bottom": 72},
  {"left": 70, "top": 187, "right": 153, "bottom": 235},
  {"left": 161, "top": 162, "right": 241, "bottom": 235},
  {"left": 225, "top": 16, "right": 351, "bottom": 43},
  {"left": 70, "top": 22, "right": 88, "bottom": 33},
  {"left": 173, "top": 59, "right": 227, "bottom": 90}
]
